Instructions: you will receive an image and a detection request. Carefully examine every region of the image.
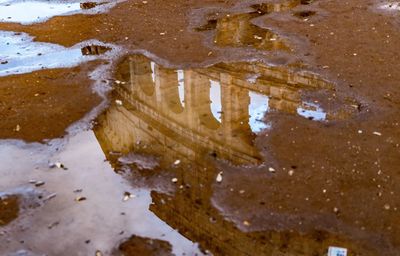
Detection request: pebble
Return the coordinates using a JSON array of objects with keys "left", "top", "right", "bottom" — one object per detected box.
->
[
  {"left": 75, "top": 197, "right": 87, "bottom": 202},
  {"left": 216, "top": 172, "right": 223, "bottom": 183}
]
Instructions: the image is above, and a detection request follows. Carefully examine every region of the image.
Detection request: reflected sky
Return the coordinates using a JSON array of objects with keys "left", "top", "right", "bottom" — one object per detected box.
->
[
  {"left": 210, "top": 79, "right": 222, "bottom": 123},
  {"left": 0, "top": 1, "right": 81, "bottom": 24},
  {"left": 0, "top": 0, "right": 118, "bottom": 24},
  {"left": 0, "top": 131, "right": 202, "bottom": 255},
  {"left": 0, "top": 31, "right": 112, "bottom": 76},
  {"left": 249, "top": 91, "right": 270, "bottom": 132}
]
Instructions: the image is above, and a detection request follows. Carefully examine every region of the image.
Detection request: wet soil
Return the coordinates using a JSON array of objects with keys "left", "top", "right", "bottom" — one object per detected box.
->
[
  {"left": 0, "top": 0, "right": 400, "bottom": 255},
  {"left": 0, "top": 62, "right": 102, "bottom": 142},
  {"left": 117, "top": 235, "right": 173, "bottom": 256},
  {"left": 0, "top": 196, "right": 19, "bottom": 226}
]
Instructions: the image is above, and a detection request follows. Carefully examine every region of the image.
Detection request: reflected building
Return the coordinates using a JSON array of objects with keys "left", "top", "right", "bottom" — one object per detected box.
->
[
  {"left": 197, "top": 0, "right": 308, "bottom": 51},
  {"left": 96, "top": 54, "right": 332, "bottom": 165},
  {"left": 94, "top": 55, "right": 371, "bottom": 256}
]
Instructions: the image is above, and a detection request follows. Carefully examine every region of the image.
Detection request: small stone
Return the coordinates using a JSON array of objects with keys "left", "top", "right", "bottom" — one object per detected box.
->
[
  {"left": 35, "top": 181, "right": 45, "bottom": 187},
  {"left": 216, "top": 172, "right": 223, "bottom": 183},
  {"left": 123, "top": 192, "right": 135, "bottom": 202},
  {"left": 243, "top": 220, "right": 250, "bottom": 226},
  {"left": 115, "top": 100, "right": 123, "bottom": 106},
  {"left": 269, "top": 167, "right": 276, "bottom": 173},
  {"left": 174, "top": 160, "right": 181, "bottom": 165},
  {"left": 373, "top": 131, "right": 382, "bottom": 136},
  {"left": 75, "top": 197, "right": 87, "bottom": 202},
  {"left": 384, "top": 204, "right": 391, "bottom": 210},
  {"left": 288, "top": 170, "right": 294, "bottom": 176},
  {"left": 171, "top": 178, "right": 178, "bottom": 183}
]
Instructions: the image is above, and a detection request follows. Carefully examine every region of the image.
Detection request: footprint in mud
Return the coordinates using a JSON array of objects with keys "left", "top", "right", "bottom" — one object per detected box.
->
[{"left": 0, "top": 31, "right": 116, "bottom": 76}]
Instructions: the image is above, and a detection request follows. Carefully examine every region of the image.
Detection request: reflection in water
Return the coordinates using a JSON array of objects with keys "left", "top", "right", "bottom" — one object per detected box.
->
[
  {"left": 210, "top": 80, "right": 222, "bottom": 122},
  {"left": 92, "top": 55, "right": 374, "bottom": 255},
  {"left": 249, "top": 91, "right": 270, "bottom": 132},
  {"left": 0, "top": 1, "right": 81, "bottom": 24},
  {"left": 0, "top": 131, "right": 201, "bottom": 255},
  {"left": 96, "top": 54, "right": 331, "bottom": 165},
  {"left": 196, "top": 0, "right": 309, "bottom": 51},
  {"left": 214, "top": 13, "right": 289, "bottom": 51},
  {"left": 0, "top": 31, "right": 112, "bottom": 76}
]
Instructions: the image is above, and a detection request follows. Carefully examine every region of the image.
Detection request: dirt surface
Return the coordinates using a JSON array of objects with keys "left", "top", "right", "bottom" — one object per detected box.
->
[
  {"left": 117, "top": 235, "right": 173, "bottom": 256},
  {"left": 0, "top": 0, "right": 400, "bottom": 255},
  {"left": 0, "top": 196, "right": 19, "bottom": 226},
  {"left": 0, "top": 62, "right": 102, "bottom": 142}
]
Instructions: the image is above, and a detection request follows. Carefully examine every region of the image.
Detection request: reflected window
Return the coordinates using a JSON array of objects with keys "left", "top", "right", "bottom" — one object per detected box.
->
[
  {"left": 177, "top": 70, "right": 185, "bottom": 107},
  {"left": 297, "top": 102, "right": 327, "bottom": 121},
  {"left": 150, "top": 62, "right": 156, "bottom": 82},
  {"left": 249, "top": 91, "right": 270, "bottom": 133},
  {"left": 210, "top": 80, "right": 222, "bottom": 123}
]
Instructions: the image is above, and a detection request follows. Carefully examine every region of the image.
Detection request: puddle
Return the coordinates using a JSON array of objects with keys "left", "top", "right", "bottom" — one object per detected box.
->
[
  {"left": 0, "top": 31, "right": 114, "bottom": 76},
  {"left": 379, "top": 2, "right": 400, "bottom": 11},
  {"left": 194, "top": 0, "right": 315, "bottom": 51},
  {"left": 95, "top": 54, "right": 331, "bottom": 167},
  {"left": 0, "top": 131, "right": 201, "bottom": 256},
  {"left": 196, "top": 12, "right": 289, "bottom": 51},
  {"left": 0, "top": 0, "right": 120, "bottom": 24},
  {"left": 88, "top": 54, "right": 376, "bottom": 256}
]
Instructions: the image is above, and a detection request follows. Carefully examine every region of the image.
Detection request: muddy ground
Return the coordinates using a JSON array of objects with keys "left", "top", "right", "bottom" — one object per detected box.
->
[{"left": 0, "top": 0, "right": 399, "bottom": 255}]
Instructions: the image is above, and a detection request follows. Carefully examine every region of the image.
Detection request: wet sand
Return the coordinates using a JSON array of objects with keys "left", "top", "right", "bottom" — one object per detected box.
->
[{"left": 0, "top": 0, "right": 400, "bottom": 255}]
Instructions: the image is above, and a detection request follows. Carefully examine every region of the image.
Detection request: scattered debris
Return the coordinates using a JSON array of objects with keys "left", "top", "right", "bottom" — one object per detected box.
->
[
  {"left": 34, "top": 181, "right": 45, "bottom": 187},
  {"left": 373, "top": 131, "right": 382, "bottom": 136},
  {"left": 44, "top": 193, "right": 57, "bottom": 201},
  {"left": 333, "top": 207, "right": 340, "bottom": 214},
  {"left": 49, "top": 162, "right": 68, "bottom": 170},
  {"left": 48, "top": 221, "right": 60, "bottom": 229},
  {"left": 216, "top": 172, "right": 223, "bottom": 183},
  {"left": 75, "top": 197, "right": 87, "bottom": 202},
  {"left": 123, "top": 192, "right": 136, "bottom": 202}
]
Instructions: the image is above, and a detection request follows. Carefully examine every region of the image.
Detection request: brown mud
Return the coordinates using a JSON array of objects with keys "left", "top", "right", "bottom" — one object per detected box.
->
[
  {"left": 0, "top": 196, "right": 19, "bottom": 226},
  {"left": 0, "top": 0, "right": 400, "bottom": 255}
]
